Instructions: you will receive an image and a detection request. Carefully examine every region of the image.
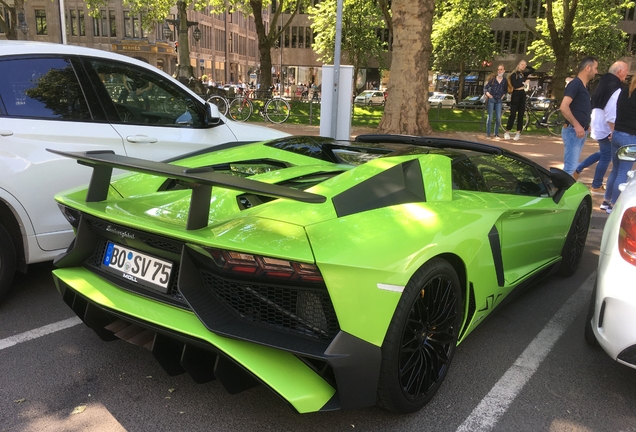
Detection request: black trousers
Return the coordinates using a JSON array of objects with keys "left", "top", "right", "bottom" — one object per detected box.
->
[{"left": 506, "top": 89, "right": 526, "bottom": 132}]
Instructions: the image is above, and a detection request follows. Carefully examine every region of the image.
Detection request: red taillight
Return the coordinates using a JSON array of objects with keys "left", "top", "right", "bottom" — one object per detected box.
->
[
  {"left": 618, "top": 207, "right": 636, "bottom": 265},
  {"left": 205, "top": 247, "right": 324, "bottom": 283}
]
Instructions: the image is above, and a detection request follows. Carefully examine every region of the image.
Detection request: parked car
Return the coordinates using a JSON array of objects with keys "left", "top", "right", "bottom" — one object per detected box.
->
[
  {"left": 51, "top": 134, "right": 591, "bottom": 414},
  {"left": 428, "top": 93, "right": 456, "bottom": 108},
  {"left": 585, "top": 144, "right": 636, "bottom": 369},
  {"left": 354, "top": 90, "right": 386, "bottom": 106},
  {"left": 0, "top": 41, "right": 287, "bottom": 302},
  {"left": 457, "top": 95, "right": 485, "bottom": 109}
]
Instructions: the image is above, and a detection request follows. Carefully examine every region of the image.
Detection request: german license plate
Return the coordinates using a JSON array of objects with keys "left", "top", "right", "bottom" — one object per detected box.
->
[{"left": 101, "top": 241, "right": 173, "bottom": 293}]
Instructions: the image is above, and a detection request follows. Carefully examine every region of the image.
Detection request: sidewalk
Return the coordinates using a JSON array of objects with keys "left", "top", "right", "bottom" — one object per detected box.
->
[{"left": 263, "top": 123, "right": 609, "bottom": 225}]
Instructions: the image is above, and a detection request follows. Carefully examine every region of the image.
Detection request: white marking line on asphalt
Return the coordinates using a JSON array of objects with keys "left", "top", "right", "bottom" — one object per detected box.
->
[
  {"left": 456, "top": 273, "right": 596, "bottom": 432},
  {"left": 0, "top": 316, "right": 82, "bottom": 351}
]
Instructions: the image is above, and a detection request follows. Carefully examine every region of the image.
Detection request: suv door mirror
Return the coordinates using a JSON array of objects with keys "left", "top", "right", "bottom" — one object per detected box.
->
[{"left": 207, "top": 102, "right": 221, "bottom": 125}]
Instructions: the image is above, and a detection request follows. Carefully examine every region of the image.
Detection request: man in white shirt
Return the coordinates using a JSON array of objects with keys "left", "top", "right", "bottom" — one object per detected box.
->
[{"left": 573, "top": 61, "right": 629, "bottom": 191}]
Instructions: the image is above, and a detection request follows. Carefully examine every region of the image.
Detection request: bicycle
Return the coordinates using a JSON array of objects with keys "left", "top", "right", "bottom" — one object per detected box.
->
[
  {"left": 504, "top": 91, "right": 564, "bottom": 136},
  {"left": 201, "top": 86, "right": 229, "bottom": 116},
  {"left": 228, "top": 87, "right": 291, "bottom": 124}
]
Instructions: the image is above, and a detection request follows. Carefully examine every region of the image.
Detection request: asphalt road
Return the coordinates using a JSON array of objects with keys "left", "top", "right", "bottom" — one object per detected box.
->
[{"left": 1, "top": 130, "right": 635, "bottom": 432}]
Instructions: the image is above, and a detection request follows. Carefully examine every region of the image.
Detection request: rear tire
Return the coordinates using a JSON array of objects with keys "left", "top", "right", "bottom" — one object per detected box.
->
[
  {"left": 0, "top": 224, "right": 17, "bottom": 303},
  {"left": 228, "top": 97, "right": 253, "bottom": 122},
  {"left": 378, "top": 258, "right": 462, "bottom": 413},
  {"left": 547, "top": 109, "right": 565, "bottom": 136},
  {"left": 558, "top": 199, "right": 591, "bottom": 277}
]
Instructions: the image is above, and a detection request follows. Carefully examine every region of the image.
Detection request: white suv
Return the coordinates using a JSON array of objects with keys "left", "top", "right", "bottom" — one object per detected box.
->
[{"left": 0, "top": 41, "right": 286, "bottom": 301}]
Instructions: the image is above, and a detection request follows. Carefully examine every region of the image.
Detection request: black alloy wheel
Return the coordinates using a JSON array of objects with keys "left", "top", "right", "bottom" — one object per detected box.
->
[
  {"left": 558, "top": 199, "right": 591, "bottom": 277},
  {"left": 0, "top": 224, "right": 17, "bottom": 302},
  {"left": 378, "top": 258, "right": 463, "bottom": 413}
]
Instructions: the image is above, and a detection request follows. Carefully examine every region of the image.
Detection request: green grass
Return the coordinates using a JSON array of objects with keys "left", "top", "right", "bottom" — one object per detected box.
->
[{"left": 240, "top": 100, "right": 553, "bottom": 136}]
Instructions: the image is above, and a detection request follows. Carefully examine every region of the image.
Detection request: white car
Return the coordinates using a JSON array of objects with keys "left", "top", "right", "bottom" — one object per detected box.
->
[
  {"left": 354, "top": 90, "right": 385, "bottom": 106},
  {"left": 0, "top": 41, "right": 287, "bottom": 301},
  {"left": 585, "top": 145, "right": 636, "bottom": 369},
  {"left": 428, "top": 93, "right": 456, "bottom": 108}
]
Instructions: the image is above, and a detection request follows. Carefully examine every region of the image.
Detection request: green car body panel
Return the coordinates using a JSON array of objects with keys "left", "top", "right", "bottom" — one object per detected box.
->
[{"left": 50, "top": 135, "right": 591, "bottom": 413}]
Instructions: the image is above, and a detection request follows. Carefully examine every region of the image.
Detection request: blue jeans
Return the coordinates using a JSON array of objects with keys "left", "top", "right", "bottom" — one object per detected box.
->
[
  {"left": 562, "top": 125, "right": 588, "bottom": 175},
  {"left": 604, "top": 131, "right": 636, "bottom": 204},
  {"left": 575, "top": 136, "right": 612, "bottom": 188},
  {"left": 486, "top": 98, "right": 503, "bottom": 137}
]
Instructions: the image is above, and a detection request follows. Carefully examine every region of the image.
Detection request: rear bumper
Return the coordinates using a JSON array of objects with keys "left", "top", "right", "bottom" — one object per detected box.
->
[{"left": 53, "top": 267, "right": 381, "bottom": 413}]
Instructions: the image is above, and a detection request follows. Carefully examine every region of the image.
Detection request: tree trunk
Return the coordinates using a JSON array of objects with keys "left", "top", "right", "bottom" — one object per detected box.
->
[
  {"left": 377, "top": 0, "right": 435, "bottom": 135},
  {"left": 251, "top": 0, "right": 273, "bottom": 90},
  {"left": 176, "top": 1, "right": 194, "bottom": 80}
]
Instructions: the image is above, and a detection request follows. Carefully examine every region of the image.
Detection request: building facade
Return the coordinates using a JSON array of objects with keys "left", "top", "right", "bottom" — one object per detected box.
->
[{"left": 2, "top": 0, "right": 636, "bottom": 96}]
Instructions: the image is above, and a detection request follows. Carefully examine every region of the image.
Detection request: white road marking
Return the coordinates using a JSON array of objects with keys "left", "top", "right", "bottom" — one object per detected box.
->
[
  {"left": 0, "top": 316, "right": 82, "bottom": 351},
  {"left": 456, "top": 273, "right": 596, "bottom": 432}
]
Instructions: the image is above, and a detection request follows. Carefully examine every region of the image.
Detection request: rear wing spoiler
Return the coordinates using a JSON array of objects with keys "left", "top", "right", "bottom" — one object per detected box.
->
[{"left": 47, "top": 149, "right": 326, "bottom": 230}]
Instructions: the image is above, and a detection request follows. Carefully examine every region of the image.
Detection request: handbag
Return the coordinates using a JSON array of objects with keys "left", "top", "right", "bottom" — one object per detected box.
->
[{"left": 479, "top": 94, "right": 487, "bottom": 104}]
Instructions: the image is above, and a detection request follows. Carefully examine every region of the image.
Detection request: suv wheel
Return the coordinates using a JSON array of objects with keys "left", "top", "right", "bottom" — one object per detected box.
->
[{"left": 0, "top": 224, "right": 17, "bottom": 302}]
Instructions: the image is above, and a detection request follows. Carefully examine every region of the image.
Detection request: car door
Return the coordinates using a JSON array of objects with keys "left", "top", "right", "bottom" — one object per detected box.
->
[
  {"left": 0, "top": 55, "right": 125, "bottom": 254},
  {"left": 471, "top": 154, "right": 571, "bottom": 284},
  {"left": 86, "top": 58, "right": 237, "bottom": 161}
]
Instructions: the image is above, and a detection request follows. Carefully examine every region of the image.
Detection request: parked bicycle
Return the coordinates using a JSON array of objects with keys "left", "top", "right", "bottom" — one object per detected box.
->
[
  {"left": 504, "top": 91, "right": 564, "bottom": 136},
  {"left": 228, "top": 87, "right": 291, "bottom": 124}
]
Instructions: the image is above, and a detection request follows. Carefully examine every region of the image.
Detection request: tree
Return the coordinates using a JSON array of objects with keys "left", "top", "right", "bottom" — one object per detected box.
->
[
  {"left": 0, "top": 0, "right": 25, "bottom": 40},
  {"left": 308, "top": 0, "right": 387, "bottom": 92},
  {"left": 377, "top": 0, "right": 436, "bottom": 135},
  {"left": 431, "top": 0, "right": 497, "bottom": 100},
  {"left": 504, "top": 0, "right": 630, "bottom": 101}
]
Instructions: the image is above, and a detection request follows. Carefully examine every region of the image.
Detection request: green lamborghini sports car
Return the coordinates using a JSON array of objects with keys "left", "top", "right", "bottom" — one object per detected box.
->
[{"left": 50, "top": 135, "right": 591, "bottom": 414}]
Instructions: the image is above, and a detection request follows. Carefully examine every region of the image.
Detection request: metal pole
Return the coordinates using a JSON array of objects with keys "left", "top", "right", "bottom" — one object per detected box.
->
[
  {"left": 330, "top": 0, "right": 343, "bottom": 139},
  {"left": 59, "top": 0, "right": 67, "bottom": 44}
]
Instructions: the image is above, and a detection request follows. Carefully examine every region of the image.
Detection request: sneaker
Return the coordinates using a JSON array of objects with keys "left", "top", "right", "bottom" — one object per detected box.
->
[
  {"left": 494, "top": 135, "right": 500, "bottom": 139},
  {"left": 591, "top": 186, "right": 604, "bottom": 195},
  {"left": 606, "top": 204, "right": 613, "bottom": 214},
  {"left": 504, "top": 131, "right": 510, "bottom": 140},
  {"left": 514, "top": 131, "right": 521, "bottom": 141},
  {"left": 600, "top": 200, "right": 611, "bottom": 210}
]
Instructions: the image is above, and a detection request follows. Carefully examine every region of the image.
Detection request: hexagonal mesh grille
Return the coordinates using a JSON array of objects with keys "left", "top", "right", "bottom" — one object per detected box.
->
[{"left": 200, "top": 270, "right": 339, "bottom": 341}]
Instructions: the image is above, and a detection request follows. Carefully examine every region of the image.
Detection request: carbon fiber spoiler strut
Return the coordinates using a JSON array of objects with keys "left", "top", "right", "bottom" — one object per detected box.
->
[{"left": 47, "top": 149, "right": 326, "bottom": 230}]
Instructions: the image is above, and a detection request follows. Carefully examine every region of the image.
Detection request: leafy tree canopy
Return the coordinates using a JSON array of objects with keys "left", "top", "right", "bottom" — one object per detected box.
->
[{"left": 309, "top": 0, "right": 386, "bottom": 90}]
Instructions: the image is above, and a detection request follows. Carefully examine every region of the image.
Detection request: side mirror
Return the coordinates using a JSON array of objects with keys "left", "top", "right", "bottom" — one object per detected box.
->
[
  {"left": 618, "top": 145, "right": 636, "bottom": 162},
  {"left": 207, "top": 102, "right": 221, "bottom": 126},
  {"left": 550, "top": 167, "right": 576, "bottom": 204}
]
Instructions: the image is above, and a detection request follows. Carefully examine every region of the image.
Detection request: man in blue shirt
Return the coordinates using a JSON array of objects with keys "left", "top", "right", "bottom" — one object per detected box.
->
[{"left": 560, "top": 56, "right": 598, "bottom": 175}]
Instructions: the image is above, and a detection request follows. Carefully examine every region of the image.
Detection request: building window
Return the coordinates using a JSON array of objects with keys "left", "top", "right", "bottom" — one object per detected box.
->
[
  {"left": 93, "top": 16, "right": 100, "bottom": 36},
  {"left": 306, "top": 27, "right": 312, "bottom": 48},
  {"left": 284, "top": 26, "right": 290, "bottom": 48},
  {"left": 109, "top": 10, "right": 116, "bottom": 37},
  {"left": 100, "top": 10, "right": 107, "bottom": 36},
  {"left": 70, "top": 10, "right": 77, "bottom": 36},
  {"left": 79, "top": 10, "right": 85, "bottom": 36},
  {"left": 35, "top": 9, "right": 47, "bottom": 35},
  {"left": 133, "top": 13, "right": 140, "bottom": 38},
  {"left": 291, "top": 26, "right": 297, "bottom": 48},
  {"left": 124, "top": 11, "right": 131, "bottom": 37}
]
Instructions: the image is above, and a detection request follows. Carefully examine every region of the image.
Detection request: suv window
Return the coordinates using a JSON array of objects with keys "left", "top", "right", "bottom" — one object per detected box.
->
[
  {"left": 0, "top": 57, "right": 91, "bottom": 120},
  {"left": 89, "top": 59, "right": 206, "bottom": 128}
]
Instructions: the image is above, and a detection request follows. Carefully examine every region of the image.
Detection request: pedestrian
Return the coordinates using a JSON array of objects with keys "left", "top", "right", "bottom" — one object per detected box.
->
[
  {"left": 573, "top": 61, "right": 628, "bottom": 190},
  {"left": 484, "top": 64, "right": 507, "bottom": 139},
  {"left": 600, "top": 75, "right": 636, "bottom": 213},
  {"left": 504, "top": 60, "right": 535, "bottom": 140},
  {"left": 560, "top": 56, "right": 598, "bottom": 175}
]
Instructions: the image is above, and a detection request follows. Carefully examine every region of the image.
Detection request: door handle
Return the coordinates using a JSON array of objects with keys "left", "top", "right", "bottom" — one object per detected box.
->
[
  {"left": 0, "top": 129, "right": 14, "bottom": 136},
  {"left": 126, "top": 135, "right": 158, "bottom": 143}
]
